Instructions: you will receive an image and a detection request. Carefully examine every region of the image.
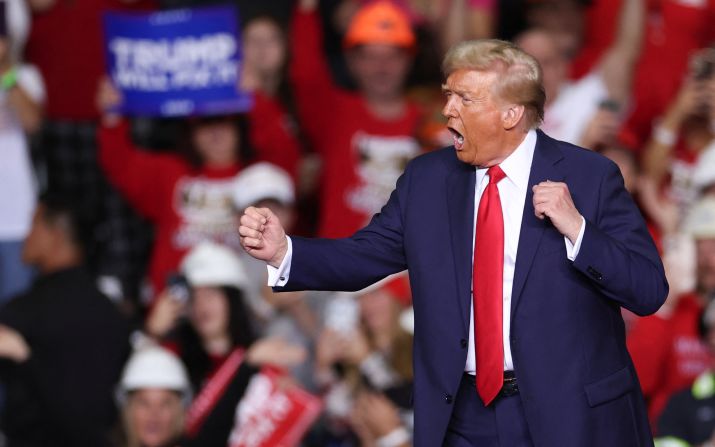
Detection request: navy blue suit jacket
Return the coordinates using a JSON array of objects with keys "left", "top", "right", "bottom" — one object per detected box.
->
[{"left": 278, "top": 131, "right": 668, "bottom": 446}]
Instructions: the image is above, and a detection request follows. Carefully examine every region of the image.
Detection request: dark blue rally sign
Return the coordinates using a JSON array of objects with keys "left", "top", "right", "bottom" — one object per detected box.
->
[{"left": 103, "top": 6, "right": 252, "bottom": 117}]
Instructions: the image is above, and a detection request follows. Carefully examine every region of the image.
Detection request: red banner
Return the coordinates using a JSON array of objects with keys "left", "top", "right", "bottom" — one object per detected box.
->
[{"left": 228, "top": 368, "right": 323, "bottom": 447}]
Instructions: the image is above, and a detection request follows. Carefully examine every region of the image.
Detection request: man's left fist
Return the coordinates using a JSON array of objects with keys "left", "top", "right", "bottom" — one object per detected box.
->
[{"left": 532, "top": 181, "right": 583, "bottom": 244}]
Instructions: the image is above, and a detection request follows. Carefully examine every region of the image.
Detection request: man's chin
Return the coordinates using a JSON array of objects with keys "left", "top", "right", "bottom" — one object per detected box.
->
[{"left": 454, "top": 148, "right": 476, "bottom": 165}]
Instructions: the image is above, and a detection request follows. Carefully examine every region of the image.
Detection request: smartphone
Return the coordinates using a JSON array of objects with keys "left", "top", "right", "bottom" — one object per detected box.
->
[{"left": 166, "top": 273, "right": 191, "bottom": 304}]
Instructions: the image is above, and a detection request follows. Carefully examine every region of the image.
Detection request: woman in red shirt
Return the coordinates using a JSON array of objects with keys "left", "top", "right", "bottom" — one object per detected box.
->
[{"left": 96, "top": 78, "right": 300, "bottom": 300}]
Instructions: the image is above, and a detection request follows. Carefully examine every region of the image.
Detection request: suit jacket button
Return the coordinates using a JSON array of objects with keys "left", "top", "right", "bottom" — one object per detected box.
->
[
  {"left": 445, "top": 394, "right": 453, "bottom": 404},
  {"left": 460, "top": 339, "right": 468, "bottom": 349}
]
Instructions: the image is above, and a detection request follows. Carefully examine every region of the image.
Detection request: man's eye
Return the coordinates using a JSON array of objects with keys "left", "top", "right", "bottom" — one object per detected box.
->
[{"left": 461, "top": 97, "right": 473, "bottom": 104}]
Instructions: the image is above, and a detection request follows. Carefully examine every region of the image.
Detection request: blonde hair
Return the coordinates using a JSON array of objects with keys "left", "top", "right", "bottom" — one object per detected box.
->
[{"left": 442, "top": 39, "right": 545, "bottom": 128}]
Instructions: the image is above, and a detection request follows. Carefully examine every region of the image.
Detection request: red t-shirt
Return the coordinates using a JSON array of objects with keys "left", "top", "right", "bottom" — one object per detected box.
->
[
  {"left": 97, "top": 91, "right": 301, "bottom": 298},
  {"left": 289, "top": 9, "right": 422, "bottom": 238},
  {"left": 621, "top": 0, "right": 715, "bottom": 149},
  {"left": 98, "top": 120, "right": 243, "bottom": 298},
  {"left": 249, "top": 92, "right": 303, "bottom": 180},
  {"left": 570, "top": 0, "right": 622, "bottom": 80},
  {"left": 25, "top": 0, "right": 155, "bottom": 121},
  {"left": 567, "top": 0, "right": 715, "bottom": 148},
  {"left": 627, "top": 293, "right": 714, "bottom": 428}
]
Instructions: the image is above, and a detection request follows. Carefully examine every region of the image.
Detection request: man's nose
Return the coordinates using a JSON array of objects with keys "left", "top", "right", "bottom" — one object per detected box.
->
[{"left": 442, "top": 97, "right": 457, "bottom": 118}]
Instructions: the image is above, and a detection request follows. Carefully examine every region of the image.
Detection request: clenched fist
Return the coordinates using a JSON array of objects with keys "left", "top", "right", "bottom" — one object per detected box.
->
[
  {"left": 532, "top": 181, "right": 583, "bottom": 244},
  {"left": 239, "top": 206, "right": 289, "bottom": 268}
]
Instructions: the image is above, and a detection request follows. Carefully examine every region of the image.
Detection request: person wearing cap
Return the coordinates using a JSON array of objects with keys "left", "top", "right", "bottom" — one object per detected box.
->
[
  {"left": 233, "top": 162, "right": 295, "bottom": 315},
  {"left": 116, "top": 344, "right": 192, "bottom": 447},
  {"left": 95, "top": 65, "right": 302, "bottom": 304},
  {"left": 232, "top": 162, "right": 302, "bottom": 320},
  {"left": 290, "top": 0, "right": 423, "bottom": 239},
  {"left": 241, "top": 38, "right": 668, "bottom": 446},
  {"left": 628, "top": 197, "right": 715, "bottom": 425},
  {"left": 232, "top": 162, "right": 321, "bottom": 388},
  {"left": 654, "top": 298, "right": 715, "bottom": 447},
  {"left": 144, "top": 241, "right": 306, "bottom": 446},
  {"left": 233, "top": 162, "right": 297, "bottom": 234}
]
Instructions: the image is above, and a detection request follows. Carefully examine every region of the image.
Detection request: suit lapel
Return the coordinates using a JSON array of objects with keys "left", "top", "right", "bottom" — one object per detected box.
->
[
  {"left": 446, "top": 159, "right": 476, "bottom": 333},
  {"left": 511, "top": 131, "right": 564, "bottom": 319}
]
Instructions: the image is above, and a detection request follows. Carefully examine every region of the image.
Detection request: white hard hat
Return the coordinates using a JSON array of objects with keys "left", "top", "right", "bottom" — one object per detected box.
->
[
  {"left": 232, "top": 162, "right": 295, "bottom": 211},
  {"left": 117, "top": 344, "right": 191, "bottom": 405},
  {"left": 684, "top": 197, "right": 715, "bottom": 240},
  {"left": 693, "top": 142, "right": 715, "bottom": 192},
  {"left": 180, "top": 241, "right": 248, "bottom": 289}
]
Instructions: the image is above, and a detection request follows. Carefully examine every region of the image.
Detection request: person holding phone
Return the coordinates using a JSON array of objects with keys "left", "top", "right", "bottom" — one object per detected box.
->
[
  {"left": 314, "top": 278, "right": 413, "bottom": 446},
  {"left": 144, "top": 241, "right": 306, "bottom": 446},
  {"left": 642, "top": 49, "right": 715, "bottom": 216}
]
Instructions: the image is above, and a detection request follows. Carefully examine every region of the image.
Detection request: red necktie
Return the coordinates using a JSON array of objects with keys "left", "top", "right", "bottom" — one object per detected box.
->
[{"left": 474, "top": 165, "right": 506, "bottom": 406}]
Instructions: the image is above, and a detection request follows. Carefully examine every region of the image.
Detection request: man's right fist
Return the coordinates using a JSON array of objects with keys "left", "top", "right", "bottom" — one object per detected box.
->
[{"left": 239, "top": 206, "right": 288, "bottom": 268}]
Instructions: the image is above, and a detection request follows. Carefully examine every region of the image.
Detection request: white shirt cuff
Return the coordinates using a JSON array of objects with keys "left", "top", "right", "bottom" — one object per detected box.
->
[
  {"left": 565, "top": 216, "right": 586, "bottom": 261},
  {"left": 266, "top": 236, "right": 292, "bottom": 287}
]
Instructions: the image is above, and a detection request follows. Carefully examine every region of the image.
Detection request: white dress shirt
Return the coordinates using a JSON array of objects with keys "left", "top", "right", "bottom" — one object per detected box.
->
[
  {"left": 465, "top": 130, "right": 584, "bottom": 374},
  {"left": 268, "top": 129, "right": 586, "bottom": 375}
]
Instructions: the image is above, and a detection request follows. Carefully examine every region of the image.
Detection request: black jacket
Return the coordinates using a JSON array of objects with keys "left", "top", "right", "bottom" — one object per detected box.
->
[{"left": 0, "top": 266, "right": 130, "bottom": 447}]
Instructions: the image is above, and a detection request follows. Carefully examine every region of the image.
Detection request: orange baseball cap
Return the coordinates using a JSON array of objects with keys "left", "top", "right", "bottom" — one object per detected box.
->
[{"left": 344, "top": 1, "right": 416, "bottom": 50}]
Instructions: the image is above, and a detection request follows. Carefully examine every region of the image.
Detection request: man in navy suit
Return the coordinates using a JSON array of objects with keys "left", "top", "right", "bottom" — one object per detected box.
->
[{"left": 239, "top": 39, "right": 668, "bottom": 446}]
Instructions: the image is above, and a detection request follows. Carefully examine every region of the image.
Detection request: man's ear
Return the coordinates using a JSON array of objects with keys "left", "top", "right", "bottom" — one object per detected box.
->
[{"left": 502, "top": 104, "right": 526, "bottom": 130}]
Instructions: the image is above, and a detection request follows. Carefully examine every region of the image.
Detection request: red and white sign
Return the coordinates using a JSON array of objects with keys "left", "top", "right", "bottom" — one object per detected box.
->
[{"left": 228, "top": 368, "right": 323, "bottom": 447}]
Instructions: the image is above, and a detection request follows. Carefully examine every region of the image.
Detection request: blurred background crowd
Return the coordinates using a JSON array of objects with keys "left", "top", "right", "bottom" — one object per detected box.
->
[{"left": 0, "top": 0, "right": 714, "bottom": 445}]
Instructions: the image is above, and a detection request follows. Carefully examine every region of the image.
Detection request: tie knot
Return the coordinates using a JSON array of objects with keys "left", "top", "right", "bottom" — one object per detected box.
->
[{"left": 487, "top": 165, "right": 506, "bottom": 185}]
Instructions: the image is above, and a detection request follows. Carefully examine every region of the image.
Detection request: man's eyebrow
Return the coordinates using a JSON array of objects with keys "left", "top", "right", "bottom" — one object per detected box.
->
[{"left": 442, "top": 84, "right": 466, "bottom": 95}]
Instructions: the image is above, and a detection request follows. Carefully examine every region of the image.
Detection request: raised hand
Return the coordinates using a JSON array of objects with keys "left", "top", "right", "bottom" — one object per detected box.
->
[
  {"left": 239, "top": 206, "right": 289, "bottom": 268},
  {"left": 145, "top": 289, "right": 187, "bottom": 338},
  {"left": 96, "top": 76, "right": 123, "bottom": 126},
  {"left": 0, "top": 325, "right": 31, "bottom": 363},
  {"left": 532, "top": 181, "right": 584, "bottom": 244},
  {"left": 579, "top": 109, "right": 620, "bottom": 150}
]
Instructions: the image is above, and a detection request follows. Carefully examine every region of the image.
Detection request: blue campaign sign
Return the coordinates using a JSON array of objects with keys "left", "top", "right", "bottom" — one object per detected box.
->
[{"left": 103, "top": 6, "right": 252, "bottom": 117}]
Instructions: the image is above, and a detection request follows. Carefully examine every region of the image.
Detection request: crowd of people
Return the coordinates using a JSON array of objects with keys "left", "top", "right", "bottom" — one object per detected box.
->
[{"left": 0, "top": 0, "right": 713, "bottom": 445}]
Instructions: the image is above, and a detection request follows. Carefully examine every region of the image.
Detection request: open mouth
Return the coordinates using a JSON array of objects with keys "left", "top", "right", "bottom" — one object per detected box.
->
[{"left": 448, "top": 127, "right": 464, "bottom": 150}]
